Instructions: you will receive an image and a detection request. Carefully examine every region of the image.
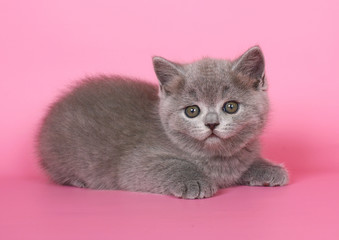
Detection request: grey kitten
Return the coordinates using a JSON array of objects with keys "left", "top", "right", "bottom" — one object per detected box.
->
[{"left": 37, "top": 46, "right": 289, "bottom": 199}]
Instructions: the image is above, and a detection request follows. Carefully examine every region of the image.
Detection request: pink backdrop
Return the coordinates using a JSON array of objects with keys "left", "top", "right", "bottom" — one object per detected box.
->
[{"left": 1, "top": 0, "right": 339, "bottom": 239}]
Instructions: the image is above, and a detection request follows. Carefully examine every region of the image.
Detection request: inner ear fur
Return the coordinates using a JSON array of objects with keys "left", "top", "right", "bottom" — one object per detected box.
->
[
  {"left": 232, "top": 46, "right": 267, "bottom": 90},
  {"left": 152, "top": 56, "right": 185, "bottom": 94}
]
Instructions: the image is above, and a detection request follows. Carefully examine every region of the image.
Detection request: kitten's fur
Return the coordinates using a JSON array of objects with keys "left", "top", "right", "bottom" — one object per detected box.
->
[{"left": 37, "top": 46, "right": 288, "bottom": 199}]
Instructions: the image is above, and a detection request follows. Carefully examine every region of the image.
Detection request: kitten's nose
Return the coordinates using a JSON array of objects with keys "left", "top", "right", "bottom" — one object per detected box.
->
[{"left": 205, "top": 123, "right": 219, "bottom": 130}]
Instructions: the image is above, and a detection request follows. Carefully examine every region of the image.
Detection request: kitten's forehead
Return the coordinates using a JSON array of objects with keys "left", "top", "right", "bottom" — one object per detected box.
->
[{"left": 184, "top": 58, "right": 234, "bottom": 104}]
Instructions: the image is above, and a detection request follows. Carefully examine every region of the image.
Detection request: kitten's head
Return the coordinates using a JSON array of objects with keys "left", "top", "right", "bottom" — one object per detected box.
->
[{"left": 153, "top": 46, "right": 269, "bottom": 157}]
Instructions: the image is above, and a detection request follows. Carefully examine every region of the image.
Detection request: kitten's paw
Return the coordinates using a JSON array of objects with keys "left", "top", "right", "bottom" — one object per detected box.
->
[
  {"left": 241, "top": 163, "right": 289, "bottom": 187},
  {"left": 169, "top": 179, "right": 217, "bottom": 199}
]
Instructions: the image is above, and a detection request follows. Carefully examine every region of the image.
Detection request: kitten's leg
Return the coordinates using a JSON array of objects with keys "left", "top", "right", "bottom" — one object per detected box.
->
[
  {"left": 119, "top": 158, "right": 218, "bottom": 199},
  {"left": 238, "top": 159, "right": 289, "bottom": 187}
]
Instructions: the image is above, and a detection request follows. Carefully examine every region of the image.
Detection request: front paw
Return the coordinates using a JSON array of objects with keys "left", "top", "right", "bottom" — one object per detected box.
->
[
  {"left": 240, "top": 162, "right": 289, "bottom": 187},
  {"left": 169, "top": 179, "right": 217, "bottom": 199}
]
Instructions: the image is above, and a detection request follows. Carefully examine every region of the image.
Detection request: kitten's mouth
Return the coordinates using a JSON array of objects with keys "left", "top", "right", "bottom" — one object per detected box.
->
[
  {"left": 208, "top": 133, "right": 219, "bottom": 138},
  {"left": 204, "top": 132, "right": 221, "bottom": 141},
  {"left": 203, "top": 132, "right": 222, "bottom": 147}
]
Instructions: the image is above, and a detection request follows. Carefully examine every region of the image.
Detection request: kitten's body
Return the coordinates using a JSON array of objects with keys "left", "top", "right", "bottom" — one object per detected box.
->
[{"left": 38, "top": 46, "right": 288, "bottom": 198}]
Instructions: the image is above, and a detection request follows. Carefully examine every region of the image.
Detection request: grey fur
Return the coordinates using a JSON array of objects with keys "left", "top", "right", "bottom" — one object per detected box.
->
[{"left": 37, "top": 46, "right": 289, "bottom": 199}]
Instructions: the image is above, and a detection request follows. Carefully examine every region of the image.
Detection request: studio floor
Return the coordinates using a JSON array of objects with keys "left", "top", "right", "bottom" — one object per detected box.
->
[{"left": 1, "top": 168, "right": 339, "bottom": 240}]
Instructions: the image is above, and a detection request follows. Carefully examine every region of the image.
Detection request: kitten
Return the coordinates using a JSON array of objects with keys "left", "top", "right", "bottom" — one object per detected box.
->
[{"left": 37, "top": 46, "right": 289, "bottom": 199}]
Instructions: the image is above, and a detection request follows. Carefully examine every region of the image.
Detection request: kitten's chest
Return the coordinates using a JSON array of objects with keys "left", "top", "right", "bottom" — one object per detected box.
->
[{"left": 197, "top": 155, "right": 254, "bottom": 188}]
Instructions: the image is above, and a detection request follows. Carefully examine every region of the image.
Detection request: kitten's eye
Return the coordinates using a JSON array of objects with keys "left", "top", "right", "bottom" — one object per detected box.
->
[
  {"left": 185, "top": 105, "right": 200, "bottom": 118},
  {"left": 223, "top": 101, "right": 239, "bottom": 114}
]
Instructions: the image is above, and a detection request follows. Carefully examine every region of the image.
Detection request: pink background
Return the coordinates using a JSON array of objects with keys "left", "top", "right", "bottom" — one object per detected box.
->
[{"left": 1, "top": 0, "right": 339, "bottom": 239}]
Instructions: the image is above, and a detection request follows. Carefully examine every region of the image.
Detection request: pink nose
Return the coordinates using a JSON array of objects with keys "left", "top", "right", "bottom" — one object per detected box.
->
[{"left": 205, "top": 123, "right": 219, "bottom": 130}]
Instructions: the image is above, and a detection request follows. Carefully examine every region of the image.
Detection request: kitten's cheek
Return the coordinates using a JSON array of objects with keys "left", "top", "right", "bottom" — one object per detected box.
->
[
  {"left": 169, "top": 120, "right": 209, "bottom": 141},
  {"left": 168, "top": 119, "right": 188, "bottom": 133}
]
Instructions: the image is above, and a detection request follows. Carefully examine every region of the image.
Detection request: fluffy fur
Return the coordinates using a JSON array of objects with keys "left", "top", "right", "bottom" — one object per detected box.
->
[{"left": 37, "top": 46, "right": 288, "bottom": 199}]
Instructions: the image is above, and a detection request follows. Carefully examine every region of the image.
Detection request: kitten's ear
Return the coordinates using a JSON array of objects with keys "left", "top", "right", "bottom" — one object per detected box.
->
[
  {"left": 152, "top": 56, "right": 185, "bottom": 94},
  {"left": 232, "top": 46, "right": 267, "bottom": 90}
]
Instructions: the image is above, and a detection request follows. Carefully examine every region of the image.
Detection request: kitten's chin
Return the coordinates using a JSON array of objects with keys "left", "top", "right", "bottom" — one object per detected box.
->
[
  {"left": 199, "top": 129, "right": 246, "bottom": 156},
  {"left": 203, "top": 136, "right": 224, "bottom": 151}
]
